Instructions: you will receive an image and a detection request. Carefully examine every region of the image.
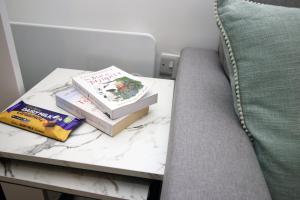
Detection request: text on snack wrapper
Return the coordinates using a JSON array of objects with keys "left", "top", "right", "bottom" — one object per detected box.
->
[{"left": 21, "top": 107, "right": 62, "bottom": 121}]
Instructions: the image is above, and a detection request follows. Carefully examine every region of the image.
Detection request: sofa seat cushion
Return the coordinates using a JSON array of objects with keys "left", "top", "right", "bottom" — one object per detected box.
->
[{"left": 161, "top": 48, "right": 270, "bottom": 200}]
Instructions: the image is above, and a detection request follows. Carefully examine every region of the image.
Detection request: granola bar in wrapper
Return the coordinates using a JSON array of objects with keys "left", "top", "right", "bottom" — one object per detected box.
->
[{"left": 0, "top": 101, "right": 83, "bottom": 142}]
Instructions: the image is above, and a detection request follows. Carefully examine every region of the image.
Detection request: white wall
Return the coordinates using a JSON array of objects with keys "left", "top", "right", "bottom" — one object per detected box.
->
[{"left": 4, "top": 0, "right": 219, "bottom": 55}]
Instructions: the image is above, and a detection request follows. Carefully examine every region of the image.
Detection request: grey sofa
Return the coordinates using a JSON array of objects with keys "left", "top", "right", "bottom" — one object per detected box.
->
[
  {"left": 160, "top": 48, "right": 271, "bottom": 200},
  {"left": 161, "top": 1, "right": 300, "bottom": 199}
]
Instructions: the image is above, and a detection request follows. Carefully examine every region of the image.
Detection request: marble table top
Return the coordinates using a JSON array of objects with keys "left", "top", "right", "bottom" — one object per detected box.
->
[
  {"left": 0, "top": 68, "right": 174, "bottom": 180},
  {"left": 0, "top": 158, "right": 150, "bottom": 200}
]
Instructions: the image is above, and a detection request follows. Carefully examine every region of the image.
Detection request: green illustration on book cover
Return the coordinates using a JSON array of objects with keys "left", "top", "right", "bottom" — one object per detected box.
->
[{"left": 100, "top": 76, "right": 144, "bottom": 102}]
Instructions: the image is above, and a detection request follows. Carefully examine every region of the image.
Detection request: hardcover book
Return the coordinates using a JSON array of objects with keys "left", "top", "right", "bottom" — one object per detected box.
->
[
  {"left": 56, "top": 87, "right": 150, "bottom": 136},
  {"left": 72, "top": 66, "right": 152, "bottom": 119}
]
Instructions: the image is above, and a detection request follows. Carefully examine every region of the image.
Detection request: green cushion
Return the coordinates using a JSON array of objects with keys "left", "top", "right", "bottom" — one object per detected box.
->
[{"left": 215, "top": 0, "right": 300, "bottom": 199}]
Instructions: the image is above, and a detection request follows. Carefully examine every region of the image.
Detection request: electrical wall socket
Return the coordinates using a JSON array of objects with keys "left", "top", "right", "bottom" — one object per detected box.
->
[{"left": 160, "top": 53, "right": 180, "bottom": 77}]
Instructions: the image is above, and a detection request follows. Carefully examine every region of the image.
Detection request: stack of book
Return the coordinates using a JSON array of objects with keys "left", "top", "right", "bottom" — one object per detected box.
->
[{"left": 56, "top": 66, "right": 158, "bottom": 136}]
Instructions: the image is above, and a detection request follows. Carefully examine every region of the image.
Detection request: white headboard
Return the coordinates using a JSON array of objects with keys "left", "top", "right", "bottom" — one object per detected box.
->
[{"left": 11, "top": 22, "right": 156, "bottom": 90}]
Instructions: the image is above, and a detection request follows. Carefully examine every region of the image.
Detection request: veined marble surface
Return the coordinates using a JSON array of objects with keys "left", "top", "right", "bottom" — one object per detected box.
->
[
  {"left": 0, "top": 158, "right": 150, "bottom": 200},
  {"left": 0, "top": 68, "right": 174, "bottom": 180}
]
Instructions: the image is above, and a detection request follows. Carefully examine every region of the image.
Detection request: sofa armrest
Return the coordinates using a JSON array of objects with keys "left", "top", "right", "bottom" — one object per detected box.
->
[{"left": 161, "top": 48, "right": 271, "bottom": 200}]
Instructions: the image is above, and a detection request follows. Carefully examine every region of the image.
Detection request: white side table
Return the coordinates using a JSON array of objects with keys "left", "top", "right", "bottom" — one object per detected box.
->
[{"left": 0, "top": 68, "right": 174, "bottom": 199}]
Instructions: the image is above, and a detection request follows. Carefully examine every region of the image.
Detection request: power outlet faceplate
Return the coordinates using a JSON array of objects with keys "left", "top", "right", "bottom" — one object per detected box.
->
[{"left": 160, "top": 53, "right": 180, "bottom": 76}]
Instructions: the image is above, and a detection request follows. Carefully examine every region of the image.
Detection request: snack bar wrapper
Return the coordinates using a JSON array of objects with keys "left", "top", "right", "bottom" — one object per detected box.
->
[{"left": 0, "top": 101, "right": 83, "bottom": 142}]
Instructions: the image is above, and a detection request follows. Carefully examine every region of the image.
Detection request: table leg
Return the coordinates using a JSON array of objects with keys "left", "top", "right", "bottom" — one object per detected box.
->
[
  {"left": 0, "top": 183, "right": 5, "bottom": 200},
  {"left": 1, "top": 182, "right": 46, "bottom": 200}
]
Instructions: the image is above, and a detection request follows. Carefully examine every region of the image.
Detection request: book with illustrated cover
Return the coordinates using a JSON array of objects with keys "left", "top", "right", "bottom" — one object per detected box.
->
[
  {"left": 72, "top": 66, "right": 152, "bottom": 119},
  {"left": 56, "top": 87, "right": 150, "bottom": 136}
]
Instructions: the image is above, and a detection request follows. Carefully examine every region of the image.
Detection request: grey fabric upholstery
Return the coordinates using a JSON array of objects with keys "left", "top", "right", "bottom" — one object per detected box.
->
[{"left": 161, "top": 48, "right": 271, "bottom": 200}]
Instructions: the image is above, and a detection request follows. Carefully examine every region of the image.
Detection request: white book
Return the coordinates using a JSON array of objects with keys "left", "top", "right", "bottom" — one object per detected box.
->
[
  {"left": 72, "top": 66, "right": 152, "bottom": 119},
  {"left": 56, "top": 87, "right": 152, "bottom": 136}
]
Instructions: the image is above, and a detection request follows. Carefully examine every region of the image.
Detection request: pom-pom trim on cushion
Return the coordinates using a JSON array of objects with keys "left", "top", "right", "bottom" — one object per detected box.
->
[{"left": 214, "top": 0, "right": 254, "bottom": 140}]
